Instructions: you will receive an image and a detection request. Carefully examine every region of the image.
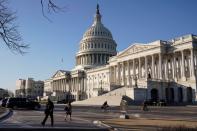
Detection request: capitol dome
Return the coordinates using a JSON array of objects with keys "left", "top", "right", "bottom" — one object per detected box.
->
[
  {"left": 75, "top": 4, "right": 117, "bottom": 69},
  {"left": 82, "top": 20, "right": 113, "bottom": 39}
]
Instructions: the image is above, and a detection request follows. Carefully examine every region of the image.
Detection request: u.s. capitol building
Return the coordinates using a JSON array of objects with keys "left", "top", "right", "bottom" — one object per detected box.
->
[{"left": 43, "top": 5, "right": 197, "bottom": 104}]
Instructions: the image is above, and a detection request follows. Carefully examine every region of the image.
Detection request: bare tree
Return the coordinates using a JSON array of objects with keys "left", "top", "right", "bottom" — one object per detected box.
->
[
  {"left": 40, "top": 0, "right": 64, "bottom": 22},
  {"left": 0, "top": 0, "right": 64, "bottom": 54},
  {"left": 0, "top": 0, "right": 28, "bottom": 54}
]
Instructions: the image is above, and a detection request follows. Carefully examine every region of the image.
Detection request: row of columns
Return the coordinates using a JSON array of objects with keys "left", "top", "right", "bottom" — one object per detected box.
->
[
  {"left": 52, "top": 79, "right": 69, "bottom": 92},
  {"left": 70, "top": 77, "right": 86, "bottom": 101},
  {"left": 110, "top": 48, "right": 196, "bottom": 87},
  {"left": 76, "top": 54, "right": 110, "bottom": 65}
]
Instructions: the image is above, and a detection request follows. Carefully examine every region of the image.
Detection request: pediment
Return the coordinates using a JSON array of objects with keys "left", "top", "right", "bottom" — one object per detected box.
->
[
  {"left": 118, "top": 44, "right": 158, "bottom": 57},
  {"left": 52, "top": 70, "right": 66, "bottom": 78}
]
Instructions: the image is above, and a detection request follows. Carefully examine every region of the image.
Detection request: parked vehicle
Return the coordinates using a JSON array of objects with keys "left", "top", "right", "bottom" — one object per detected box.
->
[
  {"left": 1, "top": 98, "right": 8, "bottom": 107},
  {"left": 6, "top": 98, "right": 41, "bottom": 110}
]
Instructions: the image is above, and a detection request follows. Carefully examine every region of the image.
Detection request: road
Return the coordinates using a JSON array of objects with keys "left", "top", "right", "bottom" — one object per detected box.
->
[
  {"left": 0, "top": 104, "right": 119, "bottom": 129},
  {"left": 1, "top": 104, "right": 197, "bottom": 130}
]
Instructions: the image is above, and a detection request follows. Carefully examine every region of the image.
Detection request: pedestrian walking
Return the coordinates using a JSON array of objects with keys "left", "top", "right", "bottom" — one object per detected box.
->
[
  {"left": 64, "top": 101, "right": 72, "bottom": 121},
  {"left": 41, "top": 98, "right": 54, "bottom": 127}
]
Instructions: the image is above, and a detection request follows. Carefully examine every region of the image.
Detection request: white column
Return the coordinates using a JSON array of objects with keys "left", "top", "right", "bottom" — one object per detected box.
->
[
  {"left": 173, "top": 54, "right": 177, "bottom": 81},
  {"left": 181, "top": 50, "right": 186, "bottom": 81},
  {"left": 81, "top": 56, "right": 83, "bottom": 65},
  {"left": 117, "top": 62, "right": 120, "bottom": 85},
  {"left": 139, "top": 58, "right": 141, "bottom": 79},
  {"left": 159, "top": 53, "right": 162, "bottom": 79},
  {"left": 122, "top": 62, "right": 126, "bottom": 86},
  {"left": 109, "top": 67, "right": 112, "bottom": 83},
  {"left": 114, "top": 66, "right": 117, "bottom": 83},
  {"left": 133, "top": 59, "right": 136, "bottom": 77},
  {"left": 170, "top": 57, "right": 174, "bottom": 80},
  {"left": 127, "top": 61, "right": 130, "bottom": 87},
  {"left": 165, "top": 58, "right": 168, "bottom": 80},
  {"left": 145, "top": 56, "right": 148, "bottom": 78},
  {"left": 85, "top": 55, "right": 87, "bottom": 65},
  {"left": 152, "top": 55, "right": 155, "bottom": 79},
  {"left": 87, "top": 55, "right": 89, "bottom": 65},
  {"left": 190, "top": 48, "right": 195, "bottom": 80}
]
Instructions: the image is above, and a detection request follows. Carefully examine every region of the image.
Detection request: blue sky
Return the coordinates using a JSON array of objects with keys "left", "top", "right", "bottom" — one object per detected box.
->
[{"left": 1, "top": 0, "right": 197, "bottom": 92}]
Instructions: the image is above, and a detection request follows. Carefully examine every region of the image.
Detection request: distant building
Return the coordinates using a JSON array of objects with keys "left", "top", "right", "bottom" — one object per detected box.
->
[{"left": 15, "top": 78, "right": 44, "bottom": 99}]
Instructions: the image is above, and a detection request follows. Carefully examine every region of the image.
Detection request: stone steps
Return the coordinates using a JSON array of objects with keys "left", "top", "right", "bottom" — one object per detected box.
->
[
  {"left": 73, "top": 87, "right": 136, "bottom": 106},
  {"left": 72, "top": 95, "right": 123, "bottom": 106}
]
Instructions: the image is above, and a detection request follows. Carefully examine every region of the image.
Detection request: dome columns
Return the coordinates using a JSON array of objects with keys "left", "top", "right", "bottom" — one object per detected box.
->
[{"left": 77, "top": 53, "right": 111, "bottom": 66}]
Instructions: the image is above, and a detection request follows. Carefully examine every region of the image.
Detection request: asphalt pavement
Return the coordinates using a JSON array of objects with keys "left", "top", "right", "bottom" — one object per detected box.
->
[
  {"left": 1, "top": 104, "right": 197, "bottom": 130},
  {"left": 0, "top": 104, "right": 118, "bottom": 129}
]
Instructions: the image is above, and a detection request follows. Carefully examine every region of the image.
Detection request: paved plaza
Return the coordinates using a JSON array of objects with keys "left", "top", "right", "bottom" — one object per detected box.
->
[{"left": 0, "top": 105, "right": 197, "bottom": 130}]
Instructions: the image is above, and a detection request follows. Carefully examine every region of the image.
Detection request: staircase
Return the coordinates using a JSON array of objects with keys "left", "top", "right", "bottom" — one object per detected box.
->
[
  {"left": 73, "top": 87, "right": 134, "bottom": 106},
  {"left": 72, "top": 95, "right": 123, "bottom": 106}
]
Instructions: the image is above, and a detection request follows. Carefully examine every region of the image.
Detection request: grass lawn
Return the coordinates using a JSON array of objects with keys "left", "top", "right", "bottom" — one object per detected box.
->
[{"left": 103, "top": 118, "right": 197, "bottom": 131}]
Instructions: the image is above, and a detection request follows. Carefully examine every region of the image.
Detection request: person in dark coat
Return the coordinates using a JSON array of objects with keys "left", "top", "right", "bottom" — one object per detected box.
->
[
  {"left": 64, "top": 101, "right": 72, "bottom": 121},
  {"left": 41, "top": 98, "right": 54, "bottom": 126},
  {"left": 101, "top": 101, "right": 109, "bottom": 110}
]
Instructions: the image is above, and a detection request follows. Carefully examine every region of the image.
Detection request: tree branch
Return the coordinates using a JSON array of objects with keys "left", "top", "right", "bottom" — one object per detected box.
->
[
  {"left": 0, "top": 0, "right": 29, "bottom": 54},
  {"left": 40, "top": 0, "right": 65, "bottom": 22}
]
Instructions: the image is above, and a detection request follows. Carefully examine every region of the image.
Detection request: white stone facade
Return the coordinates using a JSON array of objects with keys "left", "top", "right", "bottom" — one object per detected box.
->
[
  {"left": 107, "top": 35, "right": 197, "bottom": 103},
  {"left": 43, "top": 5, "right": 197, "bottom": 104}
]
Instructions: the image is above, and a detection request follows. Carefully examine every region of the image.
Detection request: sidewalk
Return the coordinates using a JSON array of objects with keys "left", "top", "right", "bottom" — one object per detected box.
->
[
  {"left": 102, "top": 117, "right": 197, "bottom": 131},
  {"left": 0, "top": 107, "right": 11, "bottom": 121}
]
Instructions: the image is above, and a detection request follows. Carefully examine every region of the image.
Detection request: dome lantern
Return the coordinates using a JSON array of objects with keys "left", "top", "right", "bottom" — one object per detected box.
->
[{"left": 93, "top": 4, "right": 102, "bottom": 26}]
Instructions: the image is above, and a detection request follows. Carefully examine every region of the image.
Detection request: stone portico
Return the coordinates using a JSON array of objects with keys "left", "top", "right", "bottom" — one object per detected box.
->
[{"left": 107, "top": 34, "right": 197, "bottom": 103}]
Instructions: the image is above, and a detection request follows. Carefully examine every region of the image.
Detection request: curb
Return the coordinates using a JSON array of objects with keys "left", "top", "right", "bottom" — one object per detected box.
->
[
  {"left": 93, "top": 120, "right": 118, "bottom": 131},
  {"left": 0, "top": 108, "right": 12, "bottom": 121}
]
